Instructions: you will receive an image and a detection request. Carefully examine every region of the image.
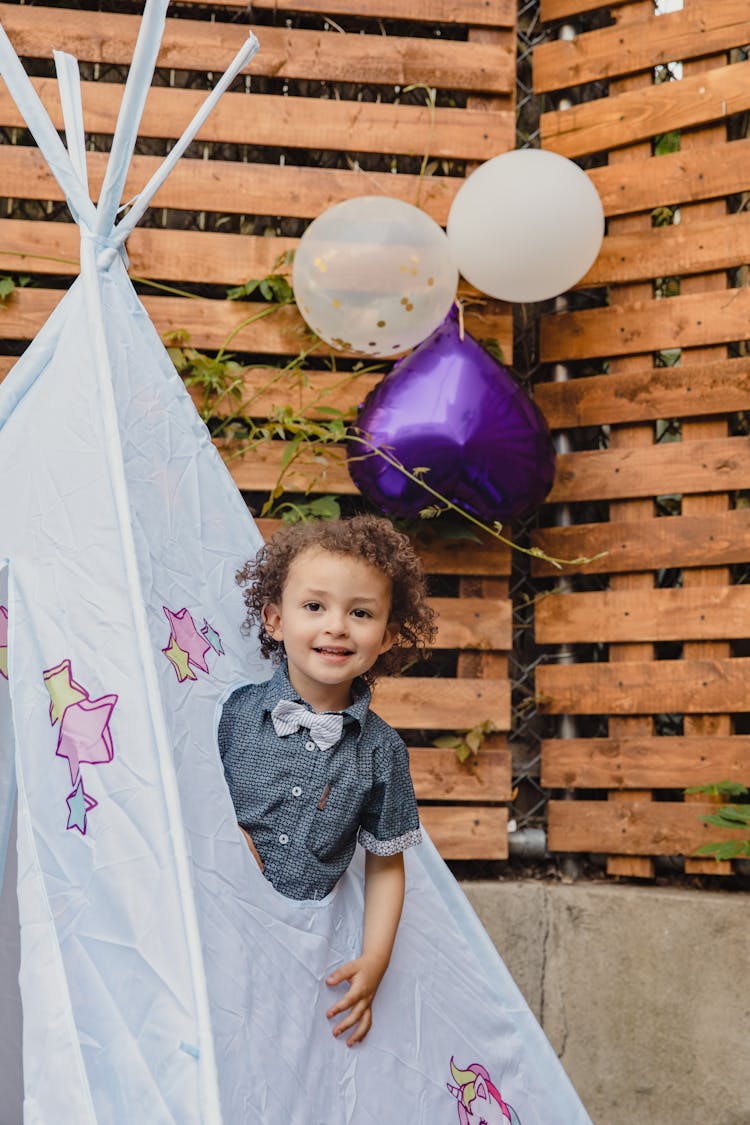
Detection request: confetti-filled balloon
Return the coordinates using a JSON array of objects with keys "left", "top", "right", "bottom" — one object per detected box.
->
[
  {"left": 446, "top": 149, "right": 604, "bottom": 302},
  {"left": 292, "top": 196, "right": 458, "bottom": 357},
  {"left": 348, "top": 308, "right": 556, "bottom": 522}
]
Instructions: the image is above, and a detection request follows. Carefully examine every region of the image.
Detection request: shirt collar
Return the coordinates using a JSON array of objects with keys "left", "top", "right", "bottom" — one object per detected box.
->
[{"left": 261, "top": 660, "right": 371, "bottom": 733}]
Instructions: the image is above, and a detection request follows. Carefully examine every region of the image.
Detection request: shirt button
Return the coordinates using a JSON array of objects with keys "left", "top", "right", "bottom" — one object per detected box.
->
[
  {"left": 278, "top": 833, "right": 289, "bottom": 845},
  {"left": 292, "top": 785, "right": 302, "bottom": 797},
  {"left": 305, "top": 740, "right": 315, "bottom": 751}
]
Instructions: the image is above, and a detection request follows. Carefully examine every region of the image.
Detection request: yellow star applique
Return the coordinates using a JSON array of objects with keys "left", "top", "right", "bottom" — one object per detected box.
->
[
  {"left": 0, "top": 648, "right": 7, "bottom": 680},
  {"left": 163, "top": 635, "right": 197, "bottom": 682},
  {"left": 43, "top": 659, "right": 88, "bottom": 725}
]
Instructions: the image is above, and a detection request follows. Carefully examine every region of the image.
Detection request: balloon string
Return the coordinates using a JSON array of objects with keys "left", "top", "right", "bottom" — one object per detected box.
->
[{"left": 455, "top": 298, "right": 465, "bottom": 342}]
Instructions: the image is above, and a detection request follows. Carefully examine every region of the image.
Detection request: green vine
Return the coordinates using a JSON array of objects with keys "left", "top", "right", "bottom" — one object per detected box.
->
[{"left": 686, "top": 782, "right": 750, "bottom": 861}]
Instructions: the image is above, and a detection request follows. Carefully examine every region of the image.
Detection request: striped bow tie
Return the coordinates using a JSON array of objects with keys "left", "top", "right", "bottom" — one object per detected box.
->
[{"left": 270, "top": 699, "right": 344, "bottom": 751}]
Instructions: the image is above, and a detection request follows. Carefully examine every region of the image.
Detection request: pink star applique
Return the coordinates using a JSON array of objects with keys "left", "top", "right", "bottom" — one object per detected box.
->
[
  {"left": 56, "top": 692, "right": 118, "bottom": 784},
  {"left": 163, "top": 607, "right": 212, "bottom": 675}
]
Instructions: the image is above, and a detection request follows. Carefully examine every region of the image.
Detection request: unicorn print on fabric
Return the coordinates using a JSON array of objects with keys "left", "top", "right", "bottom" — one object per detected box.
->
[{"left": 447, "top": 1057, "right": 523, "bottom": 1125}]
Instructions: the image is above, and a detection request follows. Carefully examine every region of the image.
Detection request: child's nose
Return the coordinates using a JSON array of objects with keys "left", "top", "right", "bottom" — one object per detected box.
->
[{"left": 325, "top": 611, "right": 348, "bottom": 635}]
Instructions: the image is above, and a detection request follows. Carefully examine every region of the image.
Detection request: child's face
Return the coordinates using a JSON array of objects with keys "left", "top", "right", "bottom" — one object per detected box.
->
[{"left": 262, "top": 547, "right": 398, "bottom": 707}]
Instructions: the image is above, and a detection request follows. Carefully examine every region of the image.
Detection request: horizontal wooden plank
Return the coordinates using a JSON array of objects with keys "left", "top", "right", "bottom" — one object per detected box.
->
[
  {"left": 536, "top": 587, "right": 750, "bottom": 645},
  {"left": 541, "top": 735, "right": 750, "bottom": 789},
  {"left": 0, "top": 222, "right": 480, "bottom": 306},
  {"left": 187, "top": 367, "right": 380, "bottom": 422},
  {"left": 0, "top": 287, "right": 512, "bottom": 361},
  {"left": 588, "top": 136, "right": 750, "bottom": 219},
  {"left": 432, "top": 597, "right": 511, "bottom": 651},
  {"left": 411, "top": 745, "right": 511, "bottom": 801},
  {"left": 535, "top": 357, "right": 750, "bottom": 430},
  {"left": 541, "top": 57, "right": 750, "bottom": 159},
  {"left": 579, "top": 210, "right": 750, "bottom": 289},
  {"left": 0, "top": 78, "right": 511, "bottom": 162},
  {"left": 176, "top": 0, "right": 516, "bottom": 27},
  {"left": 530, "top": 509, "right": 750, "bottom": 578},
  {"left": 0, "top": 146, "right": 457, "bottom": 224},
  {"left": 548, "top": 799, "right": 744, "bottom": 857},
  {"left": 419, "top": 805, "right": 508, "bottom": 860},
  {"left": 254, "top": 519, "right": 511, "bottom": 577},
  {"left": 534, "top": 2, "right": 749, "bottom": 93},
  {"left": 1, "top": 5, "right": 513, "bottom": 94},
  {"left": 540, "top": 0, "right": 630, "bottom": 21},
  {"left": 372, "top": 676, "right": 511, "bottom": 730},
  {"left": 540, "top": 286, "right": 750, "bottom": 363},
  {"left": 548, "top": 437, "right": 750, "bottom": 504},
  {"left": 536, "top": 657, "right": 750, "bottom": 716}
]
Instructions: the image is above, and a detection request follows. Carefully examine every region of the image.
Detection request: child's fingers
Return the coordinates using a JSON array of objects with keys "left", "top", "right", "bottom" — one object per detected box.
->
[
  {"left": 326, "top": 960, "right": 358, "bottom": 988},
  {"left": 326, "top": 989, "right": 355, "bottom": 1020},
  {"left": 346, "top": 1009, "right": 372, "bottom": 1048},
  {"left": 332, "top": 999, "right": 369, "bottom": 1040}
]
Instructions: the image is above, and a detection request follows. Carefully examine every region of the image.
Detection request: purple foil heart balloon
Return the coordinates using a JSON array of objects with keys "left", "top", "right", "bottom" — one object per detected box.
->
[{"left": 348, "top": 308, "right": 556, "bottom": 522}]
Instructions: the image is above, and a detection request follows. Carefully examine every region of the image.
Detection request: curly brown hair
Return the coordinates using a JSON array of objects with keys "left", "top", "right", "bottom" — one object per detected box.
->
[{"left": 236, "top": 515, "right": 436, "bottom": 683}]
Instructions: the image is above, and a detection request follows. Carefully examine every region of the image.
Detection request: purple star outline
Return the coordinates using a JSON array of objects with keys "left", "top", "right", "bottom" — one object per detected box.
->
[
  {"left": 56, "top": 691, "right": 118, "bottom": 783},
  {"left": 163, "top": 606, "right": 212, "bottom": 675},
  {"left": 66, "top": 777, "right": 98, "bottom": 835},
  {"left": 0, "top": 605, "right": 8, "bottom": 680}
]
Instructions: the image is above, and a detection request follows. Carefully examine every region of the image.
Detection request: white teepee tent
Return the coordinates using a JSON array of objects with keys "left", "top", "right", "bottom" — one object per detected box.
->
[{"left": 0, "top": 6, "right": 593, "bottom": 1123}]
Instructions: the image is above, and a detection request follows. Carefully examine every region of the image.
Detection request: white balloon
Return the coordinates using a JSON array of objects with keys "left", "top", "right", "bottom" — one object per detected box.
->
[
  {"left": 446, "top": 150, "right": 604, "bottom": 303},
  {"left": 293, "top": 196, "right": 457, "bottom": 356}
]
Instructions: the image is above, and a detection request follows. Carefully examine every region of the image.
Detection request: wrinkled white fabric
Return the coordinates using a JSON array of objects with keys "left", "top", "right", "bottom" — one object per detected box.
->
[{"left": 0, "top": 7, "right": 593, "bottom": 1123}]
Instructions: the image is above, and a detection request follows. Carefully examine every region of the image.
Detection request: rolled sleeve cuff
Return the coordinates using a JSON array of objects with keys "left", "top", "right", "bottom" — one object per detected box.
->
[{"left": 359, "top": 826, "right": 422, "bottom": 856}]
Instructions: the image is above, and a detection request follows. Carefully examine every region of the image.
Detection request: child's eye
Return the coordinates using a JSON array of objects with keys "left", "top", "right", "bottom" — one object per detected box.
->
[
  {"left": 304, "top": 601, "right": 322, "bottom": 612},
  {"left": 351, "top": 608, "right": 372, "bottom": 619}
]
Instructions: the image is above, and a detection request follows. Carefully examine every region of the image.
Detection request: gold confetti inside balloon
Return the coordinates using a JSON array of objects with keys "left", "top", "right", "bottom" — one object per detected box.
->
[{"left": 292, "top": 196, "right": 458, "bottom": 357}]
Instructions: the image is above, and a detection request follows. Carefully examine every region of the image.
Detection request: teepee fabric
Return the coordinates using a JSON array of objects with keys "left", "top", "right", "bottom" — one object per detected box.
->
[{"left": 0, "top": 7, "right": 593, "bottom": 1123}]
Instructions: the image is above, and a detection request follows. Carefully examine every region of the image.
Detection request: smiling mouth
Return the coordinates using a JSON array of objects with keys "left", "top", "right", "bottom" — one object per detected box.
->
[{"left": 315, "top": 646, "right": 354, "bottom": 656}]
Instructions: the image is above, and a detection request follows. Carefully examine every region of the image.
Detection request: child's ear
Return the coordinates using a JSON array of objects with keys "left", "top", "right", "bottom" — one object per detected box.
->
[
  {"left": 379, "top": 622, "right": 399, "bottom": 654},
  {"left": 263, "top": 602, "right": 283, "bottom": 641}
]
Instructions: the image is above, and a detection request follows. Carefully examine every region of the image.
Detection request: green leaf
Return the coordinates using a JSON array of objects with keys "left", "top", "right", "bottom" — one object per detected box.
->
[
  {"left": 433, "top": 735, "right": 462, "bottom": 750},
  {"left": 0, "top": 276, "right": 16, "bottom": 302},
  {"left": 686, "top": 781, "right": 748, "bottom": 798}
]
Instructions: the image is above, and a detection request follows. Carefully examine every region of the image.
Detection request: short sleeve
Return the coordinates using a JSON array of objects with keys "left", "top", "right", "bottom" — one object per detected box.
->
[{"left": 358, "top": 728, "right": 422, "bottom": 856}]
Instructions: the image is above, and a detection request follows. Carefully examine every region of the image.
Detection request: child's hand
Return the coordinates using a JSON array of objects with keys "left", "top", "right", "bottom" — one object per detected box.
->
[{"left": 325, "top": 953, "right": 387, "bottom": 1047}]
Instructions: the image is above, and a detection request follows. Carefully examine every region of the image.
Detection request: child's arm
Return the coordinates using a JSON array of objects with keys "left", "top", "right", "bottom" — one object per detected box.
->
[
  {"left": 240, "top": 825, "right": 264, "bottom": 872},
  {"left": 325, "top": 850, "right": 405, "bottom": 1047}
]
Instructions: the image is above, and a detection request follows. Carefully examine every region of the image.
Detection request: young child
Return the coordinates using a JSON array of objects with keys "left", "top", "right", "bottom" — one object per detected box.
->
[{"left": 218, "top": 514, "right": 436, "bottom": 1047}]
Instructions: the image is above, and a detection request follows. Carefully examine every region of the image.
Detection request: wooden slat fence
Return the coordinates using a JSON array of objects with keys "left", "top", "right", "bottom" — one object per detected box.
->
[
  {"left": 532, "top": 0, "right": 750, "bottom": 873},
  {"left": 0, "top": 0, "right": 517, "bottom": 860}
]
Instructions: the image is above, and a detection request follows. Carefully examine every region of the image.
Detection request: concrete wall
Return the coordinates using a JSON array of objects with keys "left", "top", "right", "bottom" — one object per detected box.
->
[{"left": 460, "top": 880, "right": 750, "bottom": 1125}]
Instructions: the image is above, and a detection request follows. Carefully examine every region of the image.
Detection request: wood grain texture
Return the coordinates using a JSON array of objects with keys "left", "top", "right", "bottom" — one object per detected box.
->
[
  {"left": 419, "top": 806, "right": 508, "bottom": 860},
  {"left": 548, "top": 436, "right": 750, "bottom": 504},
  {"left": 548, "top": 799, "right": 744, "bottom": 856},
  {"left": 534, "top": 2, "right": 750, "bottom": 92},
  {"left": 0, "top": 146, "right": 458, "bottom": 224},
  {"left": 530, "top": 509, "right": 750, "bottom": 577},
  {"left": 0, "top": 4, "right": 514, "bottom": 94},
  {"left": 534, "top": 356, "right": 750, "bottom": 429},
  {"left": 0, "top": 78, "right": 511, "bottom": 162},
  {"left": 372, "top": 677, "right": 510, "bottom": 731},
  {"left": 540, "top": 285, "right": 750, "bottom": 362},
  {"left": 541, "top": 735, "right": 750, "bottom": 789},
  {"left": 411, "top": 745, "right": 511, "bottom": 801},
  {"left": 537, "top": 657, "right": 750, "bottom": 716},
  {"left": 535, "top": 587, "right": 750, "bottom": 644},
  {"left": 541, "top": 57, "right": 750, "bottom": 159},
  {"left": 0, "top": 287, "right": 512, "bottom": 361},
  {"left": 176, "top": 0, "right": 516, "bottom": 27},
  {"left": 588, "top": 136, "right": 750, "bottom": 219}
]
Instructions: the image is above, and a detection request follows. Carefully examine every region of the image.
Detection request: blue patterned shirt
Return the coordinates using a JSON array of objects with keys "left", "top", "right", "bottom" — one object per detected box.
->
[{"left": 218, "top": 662, "right": 422, "bottom": 900}]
